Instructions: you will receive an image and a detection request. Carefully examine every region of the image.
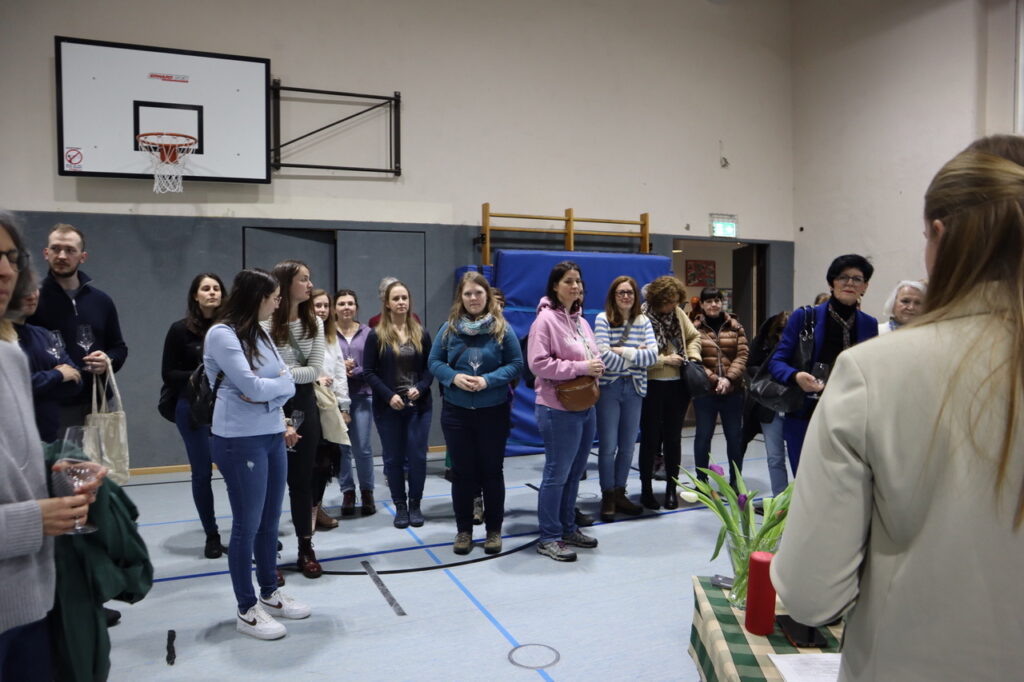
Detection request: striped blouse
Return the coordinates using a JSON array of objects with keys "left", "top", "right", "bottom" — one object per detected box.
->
[
  {"left": 262, "top": 317, "right": 325, "bottom": 385},
  {"left": 594, "top": 312, "right": 659, "bottom": 397}
]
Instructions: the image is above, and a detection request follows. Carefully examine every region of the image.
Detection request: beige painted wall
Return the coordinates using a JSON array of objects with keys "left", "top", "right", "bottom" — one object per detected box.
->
[{"left": 0, "top": 0, "right": 794, "bottom": 240}]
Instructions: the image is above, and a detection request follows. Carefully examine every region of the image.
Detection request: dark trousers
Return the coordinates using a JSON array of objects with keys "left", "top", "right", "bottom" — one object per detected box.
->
[
  {"left": 639, "top": 380, "right": 689, "bottom": 489},
  {"left": 442, "top": 401, "right": 510, "bottom": 533},
  {"left": 286, "top": 383, "right": 321, "bottom": 539},
  {"left": 783, "top": 415, "right": 810, "bottom": 474},
  {"left": 375, "top": 405, "right": 431, "bottom": 504},
  {"left": 0, "top": 618, "right": 52, "bottom": 681},
  {"left": 174, "top": 397, "right": 218, "bottom": 534},
  {"left": 692, "top": 391, "right": 745, "bottom": 484}
]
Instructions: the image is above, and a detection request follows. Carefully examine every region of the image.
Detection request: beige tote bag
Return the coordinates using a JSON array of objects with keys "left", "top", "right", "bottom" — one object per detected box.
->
[
  {"left": 86, "top": 358, "right": 130, "bottom": 484},
  {"left": 314, "top": 381, "right": 350, "bottom": 446}
]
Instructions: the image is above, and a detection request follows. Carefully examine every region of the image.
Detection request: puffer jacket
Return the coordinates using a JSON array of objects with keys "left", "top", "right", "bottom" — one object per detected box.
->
[{"left": 694, "top": 313, "right": 748, "bottom": 392}]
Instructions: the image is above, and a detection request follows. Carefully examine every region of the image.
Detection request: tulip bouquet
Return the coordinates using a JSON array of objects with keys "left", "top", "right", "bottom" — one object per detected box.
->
[{"left": 677, "top": 463, "right": 794, "bottom": 607}]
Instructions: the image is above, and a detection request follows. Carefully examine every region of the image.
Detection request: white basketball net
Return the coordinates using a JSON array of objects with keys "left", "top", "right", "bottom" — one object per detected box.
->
[{"left": 137, "top": 134, "right": 197, "bottom": 194}]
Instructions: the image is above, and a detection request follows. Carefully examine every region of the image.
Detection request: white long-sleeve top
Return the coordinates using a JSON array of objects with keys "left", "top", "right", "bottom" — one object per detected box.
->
[{"left": 322, "top": 335, "right": 351, "bottom": 411}]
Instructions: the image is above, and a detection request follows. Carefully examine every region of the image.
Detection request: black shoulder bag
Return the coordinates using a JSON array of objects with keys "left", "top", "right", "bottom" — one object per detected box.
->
[{"left": 748, "top": 305, "right": 814, "bottom": 413}]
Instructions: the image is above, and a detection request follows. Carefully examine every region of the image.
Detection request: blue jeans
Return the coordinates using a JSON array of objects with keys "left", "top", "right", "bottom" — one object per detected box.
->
[
  {"left": 212, "top": 433, "right": 287, "bottom": 612},
  {"left": 339, "top": 392, "right": 375, "bottom": 492},
  {"left": 536, "top": 404, "right": 596, "bottom": 543},
  {"left": 595, "top": 377, "right": 643, "bottom": 491},
  {"left": 375, "top": 405, "right": 431, "bottom": 503},
  {"left": 693, "top": 391, "right": 745, "bottom": 484},
  {"left": 762, "top": 412, "right": 789, "bottom": 495},
  {"left": 174, "top": 396, "right": 218, "bottom": 534}
]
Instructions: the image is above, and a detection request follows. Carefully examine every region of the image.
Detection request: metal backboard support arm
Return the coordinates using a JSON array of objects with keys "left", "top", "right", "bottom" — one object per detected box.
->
[{"left": 270, "top": 80, "right": 401, "bottom": 176}]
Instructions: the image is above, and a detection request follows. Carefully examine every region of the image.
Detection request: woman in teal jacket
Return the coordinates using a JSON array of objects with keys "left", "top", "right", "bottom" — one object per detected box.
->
[{"left": 429, "top": 272, "right": 522, "bottom": 556}]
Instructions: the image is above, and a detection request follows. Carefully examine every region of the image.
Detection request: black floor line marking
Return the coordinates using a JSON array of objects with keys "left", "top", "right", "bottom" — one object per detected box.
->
[
  {"left": 362, "top": 561, "right": 407, "bottom": 616},
  {"left": 525, "top": 483, "right": 540, "bottom": 492}
]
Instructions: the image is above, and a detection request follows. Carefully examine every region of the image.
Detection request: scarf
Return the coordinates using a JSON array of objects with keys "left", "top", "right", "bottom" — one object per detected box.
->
[
  {"left": 642, "top": 302, "right": 682, "bottom": 352},
  {"left": 827, "top": 302, "right": 857, "bottom": 350},
  {"left": 454, "top": 313, "right": 495, "bottom": 336}
]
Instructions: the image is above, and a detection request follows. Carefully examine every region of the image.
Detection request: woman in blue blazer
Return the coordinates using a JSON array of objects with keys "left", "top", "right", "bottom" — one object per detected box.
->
[{"left": 768, "top": 254, "right": 878, "bottom": 473}]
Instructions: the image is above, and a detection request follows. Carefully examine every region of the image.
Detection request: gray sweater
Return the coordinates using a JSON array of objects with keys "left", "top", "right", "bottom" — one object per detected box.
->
[{"left": 0, "top": 340, "right": 55, "bottom": 633}]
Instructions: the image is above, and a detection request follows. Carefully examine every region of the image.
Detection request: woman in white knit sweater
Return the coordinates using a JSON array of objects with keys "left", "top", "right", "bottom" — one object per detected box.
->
[{"left": 594, "top": 276, "right": 658, "bottom": 521}]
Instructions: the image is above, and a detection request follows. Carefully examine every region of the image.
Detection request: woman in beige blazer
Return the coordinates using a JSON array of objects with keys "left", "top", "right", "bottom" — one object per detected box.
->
[{"left": 771, "top": 135, "right": 1024, "bottom": 680}]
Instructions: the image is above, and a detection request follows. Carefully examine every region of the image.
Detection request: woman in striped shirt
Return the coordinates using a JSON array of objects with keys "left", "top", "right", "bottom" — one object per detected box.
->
[
  {"left": 267, "top": 260, "right": 325, "bottom": 579},
  {"left": 594, "top": 276, "right": 658, "bottom": 521}
]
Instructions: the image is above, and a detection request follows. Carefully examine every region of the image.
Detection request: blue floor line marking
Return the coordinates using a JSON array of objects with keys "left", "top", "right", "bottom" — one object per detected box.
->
[{"left": 444, "top": 569, "right": 555, "bottom": 681}]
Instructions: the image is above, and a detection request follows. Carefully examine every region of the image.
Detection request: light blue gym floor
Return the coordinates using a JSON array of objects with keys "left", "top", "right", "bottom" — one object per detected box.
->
[{"left": 109, "top": 426, "right": 775, "bottom": 681}]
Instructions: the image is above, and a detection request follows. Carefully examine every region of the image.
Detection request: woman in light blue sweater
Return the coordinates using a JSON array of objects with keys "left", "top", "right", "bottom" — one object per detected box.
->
[
  {"left": 205, "top": 268, "right": 306, "bottom": 641},
  {"left": 594, "top": 276, "right": 658, "bottom": 521}
]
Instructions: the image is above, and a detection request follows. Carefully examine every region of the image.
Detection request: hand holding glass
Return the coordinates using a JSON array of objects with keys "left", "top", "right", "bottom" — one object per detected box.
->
[
  {"left": 808, "top": 362, "right": 831, "bottom": 400},
  {"left": 77, "top": 324, "right": 94, "bottom": 354},
  {"left": 46, "top": 331, "right": 65, "bottom": 361},
  {"left": 53, "top": 426, "right": 107, "bottom": 534},
  {"left": 287, "top": 410, "right": 305, "bottom": 452},
  {"left": 466, "top": 348, "right": 483, "bottom": 376}
]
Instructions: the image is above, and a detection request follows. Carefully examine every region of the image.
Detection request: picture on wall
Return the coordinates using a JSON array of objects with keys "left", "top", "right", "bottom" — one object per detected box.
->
[{"left": 685, "top": 260, "right": 716, "bottom": 287}]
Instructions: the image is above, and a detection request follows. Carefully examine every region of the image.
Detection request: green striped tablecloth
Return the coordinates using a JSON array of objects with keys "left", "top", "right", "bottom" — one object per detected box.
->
[{"left": 688, "top": 575, "right": 843, "bottom": 682}]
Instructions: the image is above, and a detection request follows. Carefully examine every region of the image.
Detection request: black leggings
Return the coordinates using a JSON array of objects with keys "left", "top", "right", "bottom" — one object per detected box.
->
[
  {"left": 286, "top": 383, "right": 322, "bottom": 538},
  {"left": 638, "top": 380, "right": 690, "bottom": 488}
]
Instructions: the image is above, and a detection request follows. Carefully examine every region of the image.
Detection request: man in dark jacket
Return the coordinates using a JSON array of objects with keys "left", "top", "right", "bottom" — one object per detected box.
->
[{"left": 28, "top": 223, "right": 128, "bottom": 429}]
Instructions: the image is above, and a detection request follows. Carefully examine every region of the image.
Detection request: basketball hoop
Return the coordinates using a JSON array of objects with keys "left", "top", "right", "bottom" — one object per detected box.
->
[{"left": 136, "top": 132, "right": 198, "bottom": 193}]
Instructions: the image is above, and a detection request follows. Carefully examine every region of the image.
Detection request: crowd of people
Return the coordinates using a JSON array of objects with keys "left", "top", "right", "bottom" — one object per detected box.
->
[{"left": 2, "top": 135, "right": 1021, "bottom": 678}]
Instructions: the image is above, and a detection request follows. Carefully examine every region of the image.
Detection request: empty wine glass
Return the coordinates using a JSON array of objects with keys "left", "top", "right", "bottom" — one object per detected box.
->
[
  {"left": 287, "top": 410, "right": 305, "bottom": 452},
  {"left": 77, "top": 324, "right": 94, "bottom": 355},
  {"left": 46, "top": 330, "right": 65, "bottom": 361},
  {"left": 808, "top": 362, "right": 831, "bottom": 400},
  {"left": 466, "top": 348, "right": 483, "bottom": 376},
  {"left": 54, "top": 426, "right": 104, "bottom": 534}
]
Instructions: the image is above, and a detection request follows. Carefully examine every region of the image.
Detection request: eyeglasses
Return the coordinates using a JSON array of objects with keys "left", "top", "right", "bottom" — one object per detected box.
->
[
  {"left": 835, "top": 275, "right": 866, "bottom": 285},
  {"left": 0, "top": 248, "right": 21, "bottom": 270},
  {"left": 615, "top": 290, "right": 635, "bottom": 297},
  {"left": 272, "top": 295, "right": 282, "bottom": 303}
]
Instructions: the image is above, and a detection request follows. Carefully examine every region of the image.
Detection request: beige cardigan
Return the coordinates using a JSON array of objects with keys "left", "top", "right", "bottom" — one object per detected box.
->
[
  {"left": 647, "top": 307, "right": 703, "bottom": 381},
  {"left": 771, "top": 295, "right": 1024, "bottom": 681}
]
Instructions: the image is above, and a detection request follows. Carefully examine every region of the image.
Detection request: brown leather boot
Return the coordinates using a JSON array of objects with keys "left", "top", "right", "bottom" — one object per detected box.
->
[
  {"left": 297, "top": 537, "right": 322, "bottom": 579},
  {"left": 315, "top": 504, "right": 338, "bottom": 530},
  {"left": 614, "top": 487, "right": 643, "bottom": 516},
  {"left": 341, "top": 490, "right": 357, "bottom": 517},
  {"left": 361, "top": 489, "right": 376, "bottom": 516},
  {"left": 600, "top": 490, "right": 616, "bottom": 523}
]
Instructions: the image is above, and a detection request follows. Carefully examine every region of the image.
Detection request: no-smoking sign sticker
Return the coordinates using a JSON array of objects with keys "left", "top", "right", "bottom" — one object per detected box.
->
[{"left": 64, "top": 147, "right": 83, "bottom": 169}]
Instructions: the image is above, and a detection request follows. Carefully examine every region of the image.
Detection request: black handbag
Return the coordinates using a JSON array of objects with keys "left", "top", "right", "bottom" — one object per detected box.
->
[
  {"left": 186, "top": 365, "right": 224, "bottom": 428},
  {"left": 682, "top": 359, "right": 712, "bottom": 398},
  {"left": 748, "top": 305, "right": 814, "bottom": 413},
  {"left": 157, "top": 384, "right": 177, "bottom": 423}
]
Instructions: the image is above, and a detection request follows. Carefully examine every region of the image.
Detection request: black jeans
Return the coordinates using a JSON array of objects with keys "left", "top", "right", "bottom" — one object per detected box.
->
[
  {"left": 639, "top": 379, "right": 690, "bottom": 488},
  {"left": 286, "top": 383, "right": 321, "bottom": 539},
  {"left": 441, "top": 401, "right": 511, "bottom": 533}
]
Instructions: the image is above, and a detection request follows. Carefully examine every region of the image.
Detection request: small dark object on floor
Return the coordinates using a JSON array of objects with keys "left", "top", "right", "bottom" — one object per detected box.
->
[
  {"left": 166, "top": 630, "right": 176, "bottom": 665},
  {"left": 104, "top": 607, "right": 121, "bottom": 627}
]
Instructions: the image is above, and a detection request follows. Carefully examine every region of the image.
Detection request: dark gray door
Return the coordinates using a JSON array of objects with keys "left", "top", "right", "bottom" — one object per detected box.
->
[
  {"left": 336, "top": 230, "right": 427, "bottom": 326},
  {"left": 732, "top": 244, "right": 762, "bottom": 333},
  {"left": 243, "top": 227, "right": 336, "bottom": 294}
]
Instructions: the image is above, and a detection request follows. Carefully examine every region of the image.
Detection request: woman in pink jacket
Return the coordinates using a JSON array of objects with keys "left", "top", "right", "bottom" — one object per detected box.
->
[{"left": 527, "top": 261, "right": 605, "bottom": 562}]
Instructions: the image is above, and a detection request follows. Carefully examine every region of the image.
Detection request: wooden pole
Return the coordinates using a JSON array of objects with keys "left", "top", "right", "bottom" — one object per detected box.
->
[
  {"left": 565, "top": 207, "right": 575, "bottom": 252},
  {"left": 482, "top": 202, "right": 491, "bottom": 265},
  {"left": 640, "top": 212, "right": 650, "bottom": 253}
]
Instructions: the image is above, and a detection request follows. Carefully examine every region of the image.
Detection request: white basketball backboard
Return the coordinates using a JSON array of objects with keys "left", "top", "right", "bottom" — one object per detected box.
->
[{"left": 56, "top": 36, "right": 271, "bottom": 183}]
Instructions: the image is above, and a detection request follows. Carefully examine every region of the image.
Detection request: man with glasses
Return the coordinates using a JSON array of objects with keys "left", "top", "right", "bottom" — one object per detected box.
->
[{"left": 28, "top": 224, "right": 128, "bottom": 431}]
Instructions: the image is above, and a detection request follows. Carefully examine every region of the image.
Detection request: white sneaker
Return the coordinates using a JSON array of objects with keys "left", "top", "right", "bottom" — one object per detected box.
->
[
  {"left": 259, "top": 590, "right": 311, "bottom": 620},
  {"left": 237, "top": 604, "right": 287, "bottom": 640}
]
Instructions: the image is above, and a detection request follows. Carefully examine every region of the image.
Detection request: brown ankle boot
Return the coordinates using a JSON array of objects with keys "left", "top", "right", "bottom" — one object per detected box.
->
[
  {"left": 360, "top": 489, "right": 376, "bottom": 516},
  {"left": 614, "top": 487, "right": 643, "bottom": 516},
  {"left": 341, "top": 490, "right": 356, "bottom": 517},
  {"left": 600, "top": 490, "right": 616, "bottom": 522},
  {"left": 315, "top": 504, "right": 338, "bottom": 530},
  {"left": 297, "top": 537, "right": 322, "bottom": 579}
]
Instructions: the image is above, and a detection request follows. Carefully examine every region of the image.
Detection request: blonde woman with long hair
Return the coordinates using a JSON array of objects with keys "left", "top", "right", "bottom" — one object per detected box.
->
[
  {"left": 363, "top": 281, "right": 434, "bottom": 529},
  {"left": 772, "top": 135, "right": 1024, "bottom": 679}
]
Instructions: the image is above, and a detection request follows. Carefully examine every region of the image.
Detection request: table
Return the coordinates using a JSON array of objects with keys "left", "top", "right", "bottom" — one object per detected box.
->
[{"left": 688, "top": 575, "right": 844, "bottom": 681}]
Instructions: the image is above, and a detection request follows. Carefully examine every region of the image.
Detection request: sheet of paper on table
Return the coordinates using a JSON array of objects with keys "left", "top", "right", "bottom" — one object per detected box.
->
[{"left": 766, "top": 653, "right": 841, "bottom": 682}]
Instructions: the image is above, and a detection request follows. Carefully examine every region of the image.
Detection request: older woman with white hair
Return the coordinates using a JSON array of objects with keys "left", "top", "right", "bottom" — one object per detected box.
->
[{"left": 878, "top": 280, "right": 926, "bottom": 334}]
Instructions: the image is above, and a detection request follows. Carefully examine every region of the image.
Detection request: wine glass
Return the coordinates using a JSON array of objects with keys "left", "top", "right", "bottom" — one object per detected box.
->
[
  {"left": 466, "top": 348, "right": 483, "bottom": 376},
  {"left": 54, "top": 426, "right": 104, "bottom": 534},
  {"left": 808, "top": 362, "right": 831, "bottom": 400},
  {"left": 46, "top": 330, "right": 65, "bottom": 361},
  {"left": 287, "top": 410, "right": 305, "bottom": 452},
  {"left": 77, "top": 324, "right": 94, "bottom": 355}
]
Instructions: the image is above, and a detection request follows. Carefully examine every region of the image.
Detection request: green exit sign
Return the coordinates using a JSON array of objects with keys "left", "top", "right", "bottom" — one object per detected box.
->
[{"left": 710, "top": 213, "right": 738, "bottom": 238}]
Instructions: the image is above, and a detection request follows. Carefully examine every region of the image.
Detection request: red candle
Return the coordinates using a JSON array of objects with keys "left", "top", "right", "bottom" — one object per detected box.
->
[{"left": 745, "top": 551, "right": 776, "bottom": 635}]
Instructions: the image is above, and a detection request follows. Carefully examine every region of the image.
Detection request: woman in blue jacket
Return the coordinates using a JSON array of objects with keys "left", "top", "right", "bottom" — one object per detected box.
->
[
  {"left": 205, "top": 268, "right": 307, "bottom": 641},
  {"left": 768, "top": 254, "right": 878, "bottom": 472},
  {"left": 429, "top": 272, "right": 522, "bottom": 555},
  {"left": 363, "top": 281, "right": 434, "bottom": 530}
]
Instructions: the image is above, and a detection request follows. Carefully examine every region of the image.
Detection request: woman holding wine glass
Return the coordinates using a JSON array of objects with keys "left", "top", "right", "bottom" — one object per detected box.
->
[
  {"left": 363, "top": 280, "right": 434, "bottom": 529},
  {"left": 205, "top": 268, "right": 306, "bottom": 640},
  {"left": 266, "top": 260, "right": 326, "bottom": 579},
  {"left": 767, "top": 254, "right": 878, "bottom": 473},
  {"left": 10, "top": 285, "right": 82, "bottom": 443},
  {"left": 160, "top": 272, "right": 226, "bottom": 558},
  {"left": 0, "top": 211, "right": 102, "bottom": 677},
  {"left": 429, "top": 272, "right": 522, "bottom": 554}
]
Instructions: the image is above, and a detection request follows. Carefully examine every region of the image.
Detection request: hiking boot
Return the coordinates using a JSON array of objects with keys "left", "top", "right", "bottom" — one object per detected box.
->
[
  {"left": 614, "top": 487, "right": 643, "bottom": 516},
  {"left": 472, "top": 496, "right": 485, "bottom": 525},
  {"left": 562, "top": 530, "right": 599, "bottom": 548},
  {"left": 537, "top": 540, "right": 577, "bottom": 562},
  {"left": 409, "top": 499, "right": 424, "bottom": 527},
  {"left": 259, "top": 589, "right": 311, "bottom": 620},
  {"left": 361, "top": 489, "right": 376, "bottom": 516},
  {"left": 236, "top": 604, "right": 286, "bottom": 640},
  {"left": 484, "top": 531, "right": 502, "bottom": 555},
  {"left": 600, "top": 490, "right": 616, "bottom": 523},
  {"left": 453, "top": 532, "right": 473, "bottom": 555},
  {"left": 574, "top": 507, "right": 595, "bottom": 527},
  {"left": 393, "top": 501, "right": 410, "bottom": 529},
  {"left": 341, "top": 490, "right": 356, "bottom": 517},
  {"left": 204, "top": 532, "right": 226, "bottom": 559}
]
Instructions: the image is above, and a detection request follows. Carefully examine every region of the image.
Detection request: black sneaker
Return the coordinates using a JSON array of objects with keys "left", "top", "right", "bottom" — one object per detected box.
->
[
  {"left": 562, "top": 530, "right": 598, "bottom": 548},
  {"left": 574, "top": 507, "right": 595, "bottom": 527}
]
